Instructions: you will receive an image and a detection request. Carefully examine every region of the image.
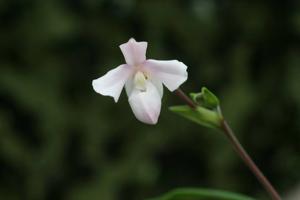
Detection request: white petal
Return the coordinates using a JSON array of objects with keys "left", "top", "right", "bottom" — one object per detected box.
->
[
  {"left": 150, "top": 77, "right": 163, "bottom": 98},
  {"left": 119, "top": 38, "right": 147, "bottom": 66},
  {"left": 143, "top": 59, "right": 188, "bottom": 91},
  {"left": 125, "top": 76, "right": 135, "bottom": 97},
  {"left": 128, "top": 81, "right": 161, "bottom": 124},
  {"left": 92, "top": 64, "right": 133, "bottom": 102}
]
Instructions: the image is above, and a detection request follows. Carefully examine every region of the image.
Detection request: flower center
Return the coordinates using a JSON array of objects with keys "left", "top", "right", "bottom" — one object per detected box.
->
[{"left": 134, "top": 71, "right": 148, "bottom": 91}]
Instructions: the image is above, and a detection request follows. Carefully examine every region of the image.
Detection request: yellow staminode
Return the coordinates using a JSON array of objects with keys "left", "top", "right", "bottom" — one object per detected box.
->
[{"left": 134, "top": 71, "right": 148, "bottom": 91}]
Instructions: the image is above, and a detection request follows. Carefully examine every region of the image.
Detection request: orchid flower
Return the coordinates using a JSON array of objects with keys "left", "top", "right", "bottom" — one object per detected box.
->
[{"left": 92, "top": 38, "right": 188, "bottom": 124}]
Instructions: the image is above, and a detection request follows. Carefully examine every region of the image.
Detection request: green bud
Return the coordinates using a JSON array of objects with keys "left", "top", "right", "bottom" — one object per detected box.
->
[{"left": 190, "top": 87, "right": 220, "bottom": 109}]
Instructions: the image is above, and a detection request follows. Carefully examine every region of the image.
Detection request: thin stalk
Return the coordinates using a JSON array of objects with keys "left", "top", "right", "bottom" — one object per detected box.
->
[
  {"left": 221, "top": 120, "right": 281, "bottom": 200},
  {"left": 174, "top": 88, "right": 282, "bottom": 200},
  {"left": 174, "top": 88, "right": 197, "bottom": 109}
]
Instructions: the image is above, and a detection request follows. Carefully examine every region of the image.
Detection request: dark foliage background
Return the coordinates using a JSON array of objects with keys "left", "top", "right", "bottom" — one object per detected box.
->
[{"left": 0, "top": 0, "right": 299, "bottom": 200}]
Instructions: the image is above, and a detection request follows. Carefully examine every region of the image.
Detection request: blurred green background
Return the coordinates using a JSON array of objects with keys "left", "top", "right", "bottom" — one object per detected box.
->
[{"left": 0, "top": 0, "right": 299, "bottom": 200}]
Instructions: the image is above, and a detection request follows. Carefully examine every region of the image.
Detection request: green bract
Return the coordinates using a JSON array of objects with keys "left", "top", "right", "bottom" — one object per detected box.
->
[
  {"left": 169, "top": 105, "right": 222, "bottom": 130},
  {"left": 170, "top": 87, "right": 223, "bottom": 130}
]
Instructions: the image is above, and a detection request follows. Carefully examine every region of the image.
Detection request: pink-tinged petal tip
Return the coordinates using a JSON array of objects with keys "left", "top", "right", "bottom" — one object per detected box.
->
[
  {"left": 119, "top": 38, "right": 148, "bottom": 66},
  {"left": 128, "top": 81, "right": 161, "bottom": 124}
]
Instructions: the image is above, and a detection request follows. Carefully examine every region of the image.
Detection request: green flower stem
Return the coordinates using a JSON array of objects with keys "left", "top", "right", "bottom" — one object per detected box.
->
[{"left": 174, "top": 88, "right": 282, "bottom": 200}]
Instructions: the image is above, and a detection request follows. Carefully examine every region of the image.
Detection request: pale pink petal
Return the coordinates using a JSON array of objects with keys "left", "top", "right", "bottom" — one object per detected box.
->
[
  {"left": 150, "top": 77, "right": 163, "bottom": 98},
  {"left": 128, "top": 81, "right": 161, "bottom": 124},
  {"left": 125, "top": 76, "right": 134, "bottom": 97},
  {"left": 143, "top": 59, "right": 188, "bottom": 91},
  {"left": 92, "top": 64, "right": 133, "bottom": 102},
  {"left": 119, "top": 38, "right": 147, "bottom": 66}
]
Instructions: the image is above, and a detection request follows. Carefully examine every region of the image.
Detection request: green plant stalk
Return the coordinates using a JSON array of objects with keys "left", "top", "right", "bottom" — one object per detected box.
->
[{"left": 174, "top": 88, "right": 282, "bottom": 200}]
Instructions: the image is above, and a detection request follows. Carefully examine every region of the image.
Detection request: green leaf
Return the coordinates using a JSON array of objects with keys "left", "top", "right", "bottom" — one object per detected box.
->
[
  {"left": 169, "top": 105, "right": 222, "bottom": 130},
  {"left": 190, "top": 87, "right": 220, "bottom": 109},
  {"left": 147, "top": 188, "right": 256, "bottom": 200}
]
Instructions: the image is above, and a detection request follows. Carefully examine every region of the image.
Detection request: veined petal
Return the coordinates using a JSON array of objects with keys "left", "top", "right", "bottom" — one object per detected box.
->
[
  {"left": 119, "top": 38, "right": 147, "bottom": 66},
  {"left": 128, "top": 81, "right": 161, "bottom": 124},
  {"left": 144, "top": 59, "right": 188, "bottom": 91},
  {"left": 92, "top": 64, "right": 133, "bottom": 102}
]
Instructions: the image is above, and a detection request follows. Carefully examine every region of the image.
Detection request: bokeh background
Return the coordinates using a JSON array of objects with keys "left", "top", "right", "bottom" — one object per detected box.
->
[{"left": 0, "top": 0, "right": 299, "bottom": 200}]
